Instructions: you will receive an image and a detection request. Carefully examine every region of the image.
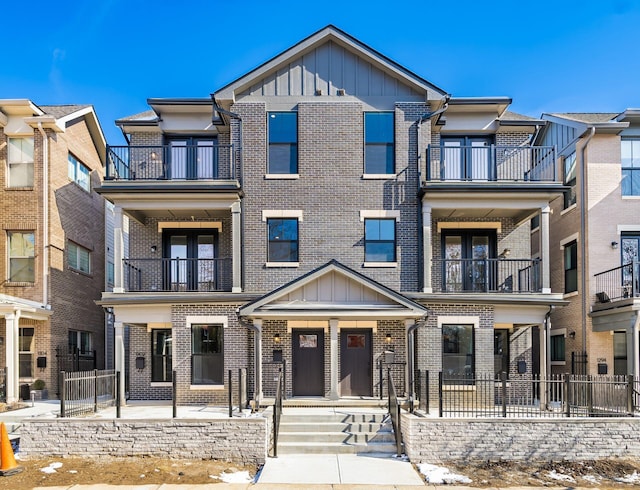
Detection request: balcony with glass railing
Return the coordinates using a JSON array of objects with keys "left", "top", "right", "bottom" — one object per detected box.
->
[
  {"left": 105, "top": 144, "right": 239, "bottom": 182},
  {"left": 424, "top": 145, "right": 558, "bottom": 184}
]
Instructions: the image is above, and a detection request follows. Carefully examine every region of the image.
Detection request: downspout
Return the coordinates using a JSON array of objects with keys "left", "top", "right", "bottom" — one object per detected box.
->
[
  {"left": 36, "top": 122, "right": 49, "bottom": 308},
  {"left": 579, "top": 127, "right": 596, "bottom": 355},
  {"left": 211, "top": 97, "right": 243, "bottom": 183},
  {"left": 238, "top": 315, "right": 261, "bottom": 408},
  {"left": 406, "top": 314, "right": 429, "bottom": 410},
  {"left": 417, "top": 96, "right": 450, "bottom": 189}
]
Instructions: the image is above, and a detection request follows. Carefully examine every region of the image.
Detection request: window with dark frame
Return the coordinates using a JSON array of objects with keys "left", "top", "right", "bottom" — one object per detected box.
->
[
  {"left": 152, "top": 329, "right": 172, "bottom": 382},
  {"left": 267, "top": 218, "right": 299, "bottom": 262},
  {"left": 191, "top": 324, "right": 223, "bottom": 385},
  {"left": 550, "top": 334, "right": 565, "bottom": 362},
  {"left": 68, "top": 330, "right": 93, "bottom": 356},
  {"left": 442, "top": 324, "right": 474, "bottom": 382},
  {"left": 564, "top": 240, "right": 578, "bottom": 293},
  {"left": 563, "top": 152, "right": 577, "bottom": 208},
  {"left": 268, "top": 112, "right": 298, "bottom": 174},
  {"left": 622, "top": 138, "right": 640, "bottom": 196},
  {"left": 364, "top": 218, "right": 396, "bottom": 262},
  {"left": 613, "top": 331, "right": 627, "bottom": 375},
  {"left": 494, "top": 329, "right": 510, "bottom": 377},
  {"left": 364, "top": 112, "right": 394, "bottom": 174}
]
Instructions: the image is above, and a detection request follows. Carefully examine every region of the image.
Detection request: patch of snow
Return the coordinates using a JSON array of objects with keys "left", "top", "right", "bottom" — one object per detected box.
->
[
  {"left": 581, "top": 475, "right": 601, "bottom": 484},
  {"left": 68, "top": 470, "right": 78, "bottom": 474},
  {"left": 547, "top": 470, "right": 575, "bottom": 483},
  {"left": 219, "top": 470, "right": 253, "bottom": 483},
  {"left": 617, "top": 471, "right": 640, "bottom": 484},
  {"left": 40, "top": 462, "right": 63, "bottom": 474},
  {"left": 418, "top": 463, "right": 472, "bottom": 484}
]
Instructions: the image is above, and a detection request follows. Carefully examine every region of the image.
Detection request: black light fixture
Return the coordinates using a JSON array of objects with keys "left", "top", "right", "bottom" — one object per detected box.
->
[
  {"left": 274, "top": 333, "right": 281, "bottom": 344},
  {"left": 150, "top": 245, "right": 157, "bottom": 253},
  {"left": 611, "top": 241, "right": 619, "bottom": 249},
  {"left": 569, "top": 331, "right": 576, "bottom": 339}
]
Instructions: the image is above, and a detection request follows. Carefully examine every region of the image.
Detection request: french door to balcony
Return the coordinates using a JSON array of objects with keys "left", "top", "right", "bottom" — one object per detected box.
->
[
  {"left": 441, "top": 136, "right": 493, "bottom": 181},
  {"left": 163, "top": 230, "right": 218, "bottom": 291},
  {"left": 442, "top": 230, "right": 496, "bottom": 292},
  {"left": 169, "top": 138, "right": 218, "bottom": 180}
]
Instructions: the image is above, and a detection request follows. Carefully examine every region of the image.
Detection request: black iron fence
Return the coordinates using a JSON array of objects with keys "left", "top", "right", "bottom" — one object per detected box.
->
[
  {"left": 432, "top": 258, "right": 541, "bottom": 293},
  {"left": 106, "top": 144, "right": 239, "bottom": 182},
  {"left": 60, "top": 369, "right": 118, "bottom": 417},
  {"left": 263, "top": 361, "right": 287, "bottom": 399},
  {"left": 377, "top": 356, "right": 405, "bottom": 399},
  {"left": 123, "top": 257, "right": 232, "bottom": 292},
  {"left": 415, "top": 370, "right": 640, "bottom": 418},
  {"left": 227, "top": 368, "right": 248, "bottom": 417},
  {"left": 425, "top": 145, "right": 557, "bottom": 182},
  {"left": 594, "top": 261, "right": 640, "bottom": 303}
]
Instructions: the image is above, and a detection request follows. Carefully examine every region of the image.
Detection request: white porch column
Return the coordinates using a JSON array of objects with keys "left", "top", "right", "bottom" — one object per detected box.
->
[
  {"left": 630, "top": 313, "right": 640, "bottom": 377},
  {"left": 422, "top": 203, "right": 433, "bottom": 293},
  {"left": 328, "top": 319, "right": 339, "bottom": 399},
  {"left": 114, "top": 320, "right": 126, "bottom": 406},
  {"left": 113, "top": 205, "right": 124, "bottom": 293},
  {"left": 5, "top": 311, "right": 20, "bottom": 403},
  {"left": 253, "top": 319, "right": 263, "bottom": 405},
  {"left": 540, "top": 205, "right": 551, "bottom": 294},
  {"left": 405, "top": 319, "right": 415, "bottom": 398},
  {"left": 231, "top": 202, "right": 242, "bottom": 293},
  {"left": 539, "top": 319, "right": 549, "bottom": 409}
]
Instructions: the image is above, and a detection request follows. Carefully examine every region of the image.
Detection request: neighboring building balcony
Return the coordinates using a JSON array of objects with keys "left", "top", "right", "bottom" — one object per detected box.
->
[
  {"left": 424, "top": 145, "right": 558, "bottom": 185},
  {"left": 594, "top": 262, "right": 640, "bottom": 307},
  {"left": 123, "top": 257, "right": 232, "bottom": 292},
  {"left": 105, "top": 144, "right": 240, "bottom": 184},
  {"left": 432, "top": 258, "right": 541, "bottom": 294}
]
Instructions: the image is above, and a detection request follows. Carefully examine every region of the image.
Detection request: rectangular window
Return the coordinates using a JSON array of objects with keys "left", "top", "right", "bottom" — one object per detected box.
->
[
  {"left": 613, "top": 331, "right": 627, "bottom": 375},
  {"left": 68, "top": 241, "right": 91, "bottom": 274},
  {"left": 550, "top": 334, "right": 565, "bottom": 362},
  {"left": 364, "top": 112, "right": 394, "bottom": 174},
  {"left": 191, "top": 324, "right": 223, "bottom": 385},
  {"left": 152, "top": 329, "right": 172, "bottom": 382},
  {"left": 107, "top": 261, "right": 114, "bottom": 287},
  {"left": 531, "top": 215, "right": 540, "bottom": 231},
  {"left": 68, "top": 154, "right": 91, "bottom": 192},
  {"left": 8, "top": 137, "right": 34, "bottom": 187},
  {"left": 564, "top": 240, "right": 578, "bottom": 293},
  {"left": 68, "top": 330, "right": 93, "bottom": 355},
  {"left": 622, "top": 138, "right": 640, "bottom": 196},
  {"left": 563, "top": 152, "right": 577, "bottom": 208},
  {"left": 268, "top": 112, "right": 298, "bottom": 174},
  {"left": 267, "top": 218, "right": 299, "bottom": 262},
  {"left": 19, "top": 327, "right": 35, "bottom": 378},
  {"left": 8, "top": 231, "right": 35, "bottom": 282},
  {"left": 442, "top": 324, "right": 474, "bottom": 381},
  {"left": 364, "top": 218, "right": 396, "bottom": 262},
  {"left": 494, "top": 329, "right": 510, "bottom": 377}
]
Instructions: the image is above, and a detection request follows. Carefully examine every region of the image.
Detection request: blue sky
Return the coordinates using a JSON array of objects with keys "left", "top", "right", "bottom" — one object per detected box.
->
[{"left": 2, "top": 0, "right": 640, "bottom": 144}]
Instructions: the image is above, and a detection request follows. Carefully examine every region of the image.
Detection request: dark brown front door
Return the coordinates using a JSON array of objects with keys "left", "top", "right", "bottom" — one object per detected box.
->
[
  {"left": 340, "top": 329, "right": 372, "bottom": 396},
  {"left": 292, "top": 329, "right": 324, "bottom": 396}
]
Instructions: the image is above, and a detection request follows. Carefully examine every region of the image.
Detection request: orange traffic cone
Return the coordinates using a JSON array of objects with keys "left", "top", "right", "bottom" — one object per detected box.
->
[{"left": 0, "top": 422, "right": 22, "bottom": 476}]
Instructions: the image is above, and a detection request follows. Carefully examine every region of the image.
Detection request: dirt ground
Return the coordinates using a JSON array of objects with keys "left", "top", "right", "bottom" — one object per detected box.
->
[{"left": 0, "top": 457, "right": 640, "bottom": 489}]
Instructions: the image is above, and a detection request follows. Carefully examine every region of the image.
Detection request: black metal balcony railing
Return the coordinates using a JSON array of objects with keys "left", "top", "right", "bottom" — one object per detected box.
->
[
  {"left": 106, "top": 145, "right": 239, "bottom": 181},
  {"left": 594, "top": 261, "right": 640, "bottom": 303},
  {"left": 123, "top": 257, "right": 232, "bottom": 292},
  {"left": 425, "top": 145, "right": 557, "bottom": 182},
  {"left": 433, "top": 258, "right": 542, "bottom": 293}
]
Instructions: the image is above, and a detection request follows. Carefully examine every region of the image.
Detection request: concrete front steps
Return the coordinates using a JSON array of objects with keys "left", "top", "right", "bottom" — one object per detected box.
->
[{"left": 276, "top": 408, "right": 398, "bottom": 455}]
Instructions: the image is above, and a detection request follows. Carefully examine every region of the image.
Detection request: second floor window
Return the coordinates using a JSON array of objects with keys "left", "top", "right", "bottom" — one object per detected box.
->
[
  {"left": 364, "top": 218, "right": 396, "bottom": 262},
  {"left": 563, "top": 152, "right": 577, "bottom": 208},
  {"left": 564, "top": 240, "right": 578, "bottom": 293},
  {"left": 621, "top": 138, "right": 640, "bottom": 196},
  {"left": 364, "top": 112, "right": 394, "bottom": 174},
  {"left": 267, "top": 218, "right": 299, "bottom": 262},
  {"left": 8, "top": 231, "right": 35, "bottom": 282},
  {"left": 268, "top": 112, "right": 297, "bottom": 174},
  {"left": 68, "top": 241, "right": 91, "bottom": 274},
  {"left": 68, "top": 154, "right": 91, "bottom": 192},
  {"left": 8, "top": 137, "right": 34, "bottom": 187}
]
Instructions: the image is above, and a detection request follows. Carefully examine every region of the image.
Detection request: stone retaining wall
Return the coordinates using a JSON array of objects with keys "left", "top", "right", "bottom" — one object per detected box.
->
[
  {"left": 19, "top": 418, "right": 268, "bottom": 464},
  {"left": 402, "top": 414, "right": 640, "bottom": 463}
]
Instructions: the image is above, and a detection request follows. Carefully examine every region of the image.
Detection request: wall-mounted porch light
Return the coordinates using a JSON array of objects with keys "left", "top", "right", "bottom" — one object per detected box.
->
[
  {"left": 385, "top": 333, "right": 392, "bottom": 344},
  {"left": 274, "top": 333, "right": 281, "bottom": 344},
  {"left": 150, "top": 245, "right": 157, "bottom": 253},
  {"left": 611, "top": 241, "right": 619, "bottom": 249}
]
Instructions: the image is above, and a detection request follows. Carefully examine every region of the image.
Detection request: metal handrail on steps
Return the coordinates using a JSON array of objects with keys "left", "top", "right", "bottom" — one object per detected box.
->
[
  {"left": 272, "top": 367, "right": 284, "bottom": 457},
  {"left": 387, "top": 367, "right": 403, "bottom": 457}
]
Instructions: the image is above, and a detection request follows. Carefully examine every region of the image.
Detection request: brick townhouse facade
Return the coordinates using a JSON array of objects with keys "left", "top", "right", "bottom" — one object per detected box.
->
[
  {"left": 98, "top": 26, "right": 567, "bottom": 406},
  {"left": 0, "top": 100, "right": 107, "bottom": 402}
]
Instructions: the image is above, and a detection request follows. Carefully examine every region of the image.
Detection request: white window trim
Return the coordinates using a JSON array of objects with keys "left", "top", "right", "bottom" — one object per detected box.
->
[
  {"left": 265, "top": 174, "right": 300, "bottom": 180},
  {"left": 617, "top": 225, "right": 640, "bottom": 234},
  {"left": 362, "top": 173, "right": 397, "bottom": 180},
  {"left": 560, "top": 203, "right": 577, "bottom": 216},
  {"left": 359, "top": 210, "right": 400, "bottom": 221},
  {"left": 7, "top": 136, "right": 35, "bottom": 188},
  {"left": 186, "top": 315, "right": 227, "bottom": 388},
  {"left": 266, "top": 262, "right": 300, "bottom": 268},
  {"left": 559, "top": 233, "right": 579, "bottom": 249},
  {"left": 7, "top": 231, "right": 35, "bottom": 283},
  {"left": 363, "top": 261, "right": 397, "bottom": 268},
  {"left": 262, "top": 210, "right": 303, "bottom": 221},
  {"left": 437, "top": 316, "right": 480, "bottom": 329}
]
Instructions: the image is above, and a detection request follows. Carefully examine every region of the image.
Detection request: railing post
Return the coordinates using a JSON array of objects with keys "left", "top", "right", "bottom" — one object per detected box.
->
[
  {"left": 228, "top": 370, "right": 233, "bottom": 418},
  {"left": 587, "top": 375, "right": 593, "bottom": 415},
  {"left": 94, "top": 369, "right": 98, "bottom": 413},
  {"left": 627, "top": 374, "right": 634, "bottom": 415},
  {"left": 172, "top": 370, "right": 177, "bottom": 418},
  {"left": 564, "top": 374, "right": 571, "bottom": 417},
  {"left": 116, "top": 371, "right": 121, "bottom": 419},
  {"left": 282, "top": 359, "right": 287, "bottom": 400},
  {"left": 425, "top": 370, "right": 430, "bottom": 414},
  {"left": 238, "top": 368, "right": 243, "bottom": 411},
  {"left": 438, "top": 371, "right": 443, "bottom": 417},
  {"left": 501, "top": 371, "right": 507, "bottom": 418},
  {"left": 379, "top": 358, "right": 383, "bottom": 400},
  {"left": 635, "top": 261, "right": 639, "bottom": 297},
  {"left": 59, "top": 370, "right": 66, "bottom": 418}
]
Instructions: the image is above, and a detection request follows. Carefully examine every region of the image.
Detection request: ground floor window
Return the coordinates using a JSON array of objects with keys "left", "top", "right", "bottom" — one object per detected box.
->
[
  {"left": 191, "top": 324, "right": 223, "bottom": 384},
  {"left": 613, "top": 331, "right": 627, "bottom": 375},
  {"left": 442, "top": 324, "right": 474, "bottom": 380},
  {"left": 152, "top": 329, "right": 172, "bottom": 382},
  {"left": 494, "top": 329, "right": 510, "bottom": 377},
  {"left": 19, "top": 327, "right": 34, "bottom": 378},
  {"left": 550, "top": 333, "right": 565, "bottom": 362},
  {"left": 69, "top": 330, "right": 93, "bottom": 356}
]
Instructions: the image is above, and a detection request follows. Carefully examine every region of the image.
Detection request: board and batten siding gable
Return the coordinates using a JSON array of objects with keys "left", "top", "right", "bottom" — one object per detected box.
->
[{"left": 240, "top": 41, "right": 420, "bottom": 98}]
